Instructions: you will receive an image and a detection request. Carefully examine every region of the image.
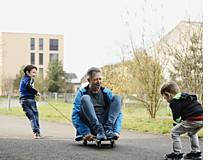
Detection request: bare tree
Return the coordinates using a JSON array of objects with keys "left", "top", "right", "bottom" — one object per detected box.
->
[
  {"left": 101, "top": 62, "right": 131, "bottom": 97},
  {"left": 154, "top": 21, "right": 203, "bottom": 104},
  {"left": 124, "top": 46, "right": 168, "bottom": 118}
]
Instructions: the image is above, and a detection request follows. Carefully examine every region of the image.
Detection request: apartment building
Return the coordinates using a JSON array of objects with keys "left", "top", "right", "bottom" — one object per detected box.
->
[{"left": 0, "top": 32, "right": 63, "bottom": 95}]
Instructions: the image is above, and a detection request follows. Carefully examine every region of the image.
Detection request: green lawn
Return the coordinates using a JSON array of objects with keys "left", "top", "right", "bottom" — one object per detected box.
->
[
  {"left": 0, "top": 102, "right": 73, "bottom": 123},
  {"left": 122, "top": 106, "right": 203, "bottom": 138},
  {"left": 0, "top": 101, "right": 203, "bottom": 138},
  {"left": 0, "top": 96, "right": 19, "bottom": 99}
]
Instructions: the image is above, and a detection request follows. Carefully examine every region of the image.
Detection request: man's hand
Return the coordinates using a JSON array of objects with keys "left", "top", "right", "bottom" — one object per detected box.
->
[
  {"left": 85, "top": 133, "right": 96, "bottom": 141},
  {"left": 114, "top": 132, "right": 120, "bottom": 139}
]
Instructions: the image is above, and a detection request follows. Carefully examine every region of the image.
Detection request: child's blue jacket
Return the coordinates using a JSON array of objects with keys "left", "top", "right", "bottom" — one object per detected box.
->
[
  {"left": 71, "top": 85, "right": 123, "bottom": 137},
  {"left": 19, "top": 75, "right": 38, "bottom": 99}
]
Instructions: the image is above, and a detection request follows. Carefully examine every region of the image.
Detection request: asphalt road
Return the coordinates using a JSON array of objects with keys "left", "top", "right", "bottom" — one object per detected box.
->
[{"left": 0, "top": 99, "right": 203, "bottom": 160}]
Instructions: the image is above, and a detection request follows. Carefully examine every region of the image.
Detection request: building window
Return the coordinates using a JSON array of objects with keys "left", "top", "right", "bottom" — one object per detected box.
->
[
  {"left": 50, "top": 39, "right": 58, "bottom": 51},
  {"left": 39, "top": 53, "right": 43, "bottom": 65},
  {"left": 31, "top": 53, "right": 35, "bottom": 65},
  {"left": 49, "top": 54, "right": 58, "bottom": 62},
  {"left": 39, "top": 68, "right": 43, "bottom": 79},
  {"left": 31, "top": 38, "right": 35, "bottom": 50},
  {"left": 39, "top": 38, "right": 43, "bottom": 50}
]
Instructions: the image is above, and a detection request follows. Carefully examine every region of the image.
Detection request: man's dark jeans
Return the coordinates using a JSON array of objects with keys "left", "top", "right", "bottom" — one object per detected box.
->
[
  {"left": 19, "top": 98, "right": 40, "bottom": 134},
  {"left": 80, "top": 95, "right": 122, "bottom": 135}
]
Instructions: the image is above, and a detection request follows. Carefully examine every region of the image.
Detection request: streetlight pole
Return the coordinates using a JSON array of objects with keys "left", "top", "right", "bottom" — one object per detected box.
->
[{"left": 5, "top": 91, "right": 11, "bottom": 111}]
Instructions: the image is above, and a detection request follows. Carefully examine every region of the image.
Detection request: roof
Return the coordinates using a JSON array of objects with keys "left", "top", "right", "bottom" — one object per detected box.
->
[
  {"left": 66, "top": 73, "right": 78, "bottom": 79},
  {"left": 182, "top": 21, "right": 203, "bottom": 27}
]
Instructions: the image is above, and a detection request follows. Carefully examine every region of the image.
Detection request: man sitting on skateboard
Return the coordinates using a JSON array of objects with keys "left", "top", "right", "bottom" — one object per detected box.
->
[{"left": 71, "top": 67, "right": 123, "bottom": 141}]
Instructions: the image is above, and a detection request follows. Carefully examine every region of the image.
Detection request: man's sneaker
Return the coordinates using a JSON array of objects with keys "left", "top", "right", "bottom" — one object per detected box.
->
[
  {"left": 96, "top": 127, "right": 107, "bottom": 141},
  {"left": 105, "top": 128, "right": 118, "bottom": 140},
  {"left": 34, "top": 133, "right": 43, "bottom": 139},
  {"left": 163, "top": 152, "right": 183, "bottom": 160},
  {"left": 184, "top": 152, "right": 202, "bottom": 160}
]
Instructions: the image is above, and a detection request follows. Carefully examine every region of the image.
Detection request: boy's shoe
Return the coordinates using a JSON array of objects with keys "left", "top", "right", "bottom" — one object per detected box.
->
[
  {"left": 184, "top": 152, "right": 202, "bottom": 160},
  {"left": 96, "top": 127, "right": 107, "bottom": 141},
  {"left": 34, "top": 133, "right": 43, "bottom": 139},
  {"left": 163, "top": 152, "right": 183, "bottom": 160},
  {"left": 105, "top": 127, "right": 118, "bottom": 140}
]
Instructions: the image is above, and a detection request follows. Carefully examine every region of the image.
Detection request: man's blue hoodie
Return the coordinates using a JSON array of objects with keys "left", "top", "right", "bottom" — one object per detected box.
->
[{"left": 19, "top": 75, "right": 38, "bottom": 100}]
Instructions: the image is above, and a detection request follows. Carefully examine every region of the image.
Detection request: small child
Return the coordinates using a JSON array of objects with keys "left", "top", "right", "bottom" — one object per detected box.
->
[
  {"left": 160, "top": 81, "right": 203, "bottom": 160},
  {"left": 19, "top": 65, "right": 43, "bottom": 139}
]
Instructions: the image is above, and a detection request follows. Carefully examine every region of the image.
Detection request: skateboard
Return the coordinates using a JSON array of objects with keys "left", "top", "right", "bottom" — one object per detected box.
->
[
  {"left": 165, "top": 158, "right": 183, "bottom": 160},
  {"left": 82, "top": 137, "right": 117, "bottom": 149}
]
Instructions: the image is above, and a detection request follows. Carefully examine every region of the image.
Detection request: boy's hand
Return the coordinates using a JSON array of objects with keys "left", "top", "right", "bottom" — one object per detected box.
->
[{"left": 36, "top": 92, "right": 41, "bottom": 96}]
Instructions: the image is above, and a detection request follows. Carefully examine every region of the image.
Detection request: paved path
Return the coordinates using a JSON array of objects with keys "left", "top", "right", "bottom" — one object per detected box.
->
[
  {"left": 0, "top": 98, "right": 47, "bottom": 109},
  {"left": 0, "top": 113, "right": 203, "bottom": 160}
]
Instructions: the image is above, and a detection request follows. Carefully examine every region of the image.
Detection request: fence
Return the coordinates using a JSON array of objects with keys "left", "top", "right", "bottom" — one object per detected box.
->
[
  {"left": 123, "top": 93, "right": 203, "bottom": 114},
  {"left": 43, "top": 92, "right": 75, "bottom": 104},
  {"left": 123, "top": 96, "right": 169, "bottom": 113}
]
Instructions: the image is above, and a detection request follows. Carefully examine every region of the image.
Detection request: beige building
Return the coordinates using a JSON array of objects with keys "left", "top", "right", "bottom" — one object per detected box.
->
[
  {"left": 0, "top": 32, "right": 63, "bottom": 95},
  {"left": 151, "top": 21, "right": 203, "bottom": 81}
]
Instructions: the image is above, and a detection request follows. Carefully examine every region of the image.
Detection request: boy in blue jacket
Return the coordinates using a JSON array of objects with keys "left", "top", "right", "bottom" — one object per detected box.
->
[
  {"left": 160, "top": 81, "right": 203, "bottom": 160},
  {"left": 19, "top": 65, "right": 42, "bottom": 139},
  {"left": 72, "top": 67, "right": 123, "bottom": 141}
]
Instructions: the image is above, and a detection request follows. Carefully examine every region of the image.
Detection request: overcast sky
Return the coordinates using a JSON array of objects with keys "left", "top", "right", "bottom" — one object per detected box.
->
[{"left": 0, "top": 0, "right": 203, "bottom": 80}]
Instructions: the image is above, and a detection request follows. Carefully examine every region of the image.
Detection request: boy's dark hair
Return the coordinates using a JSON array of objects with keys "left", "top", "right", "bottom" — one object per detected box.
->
[
  {"left": 160, "top": 81, "right": 180, "bottom": 95},
  {"left": 23, "top": 65, "right": 37, "bottom": 75}
]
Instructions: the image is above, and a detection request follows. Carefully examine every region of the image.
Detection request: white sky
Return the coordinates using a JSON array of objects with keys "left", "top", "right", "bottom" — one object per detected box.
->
[{"left": 0, "top": 0, "right": 203, "bottom": 80}]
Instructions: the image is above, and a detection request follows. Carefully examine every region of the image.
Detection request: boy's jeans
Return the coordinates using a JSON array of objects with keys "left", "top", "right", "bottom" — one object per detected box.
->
[
  {"left": 19, "top": 98, "right": 40, "bottom": 134},
  {"left": 171, "top": 120, "right": 203, "bottom": 154},
  {"left": 80, "top": 95, "right": 122, "bottom": 135}
]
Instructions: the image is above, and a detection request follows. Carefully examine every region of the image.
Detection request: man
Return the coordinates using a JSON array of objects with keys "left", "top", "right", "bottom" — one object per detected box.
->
[{"left": 71, "top": 67, "right": 123, "bottom": 141}]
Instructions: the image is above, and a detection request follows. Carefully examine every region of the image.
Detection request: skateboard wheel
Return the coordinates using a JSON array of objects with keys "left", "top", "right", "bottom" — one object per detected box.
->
[
  {"left": 83, "top": 140, "right": 87, "bottom": 146},
  {"left": 110, "top": 141, "right": 115, "bottom": 148},
  {"left": 96, "top": 141, "right": 101, "bottom": 149}
]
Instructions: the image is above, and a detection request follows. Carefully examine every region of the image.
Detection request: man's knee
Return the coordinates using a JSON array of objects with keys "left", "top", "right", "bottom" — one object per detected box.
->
[
  {"left": 112, "top": 95, "right": 122, "bottom": 103},
  {"left": 81, "top": 95, "right": 91, "bottom": 102}
]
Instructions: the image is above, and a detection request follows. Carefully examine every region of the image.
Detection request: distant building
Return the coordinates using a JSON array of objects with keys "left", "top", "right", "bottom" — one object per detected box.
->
[
  {"left": 81, "top": 73, "right": 89, "bottom": 88},
  {"left": 0, "top": 32, "right": 63, "bottom": 95},
  {"left": 66, "top": 73, "right": 81, "bottom": 93},
  {"left": 66, "top": 73, "right": 78, "bottom": 83}
]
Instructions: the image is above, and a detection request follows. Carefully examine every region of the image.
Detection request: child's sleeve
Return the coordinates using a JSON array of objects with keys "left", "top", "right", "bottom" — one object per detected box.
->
[
  {"left": 25, "top": 77, "right": 38, "bottom": 94},
  {"left": 170, "top": 101, "right": 182, "bottom": 122}
]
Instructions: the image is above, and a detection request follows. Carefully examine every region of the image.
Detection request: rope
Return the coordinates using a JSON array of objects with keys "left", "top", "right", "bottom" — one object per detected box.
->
[{"left": 40, "top": 95, "right": 72, "bottom": 124}]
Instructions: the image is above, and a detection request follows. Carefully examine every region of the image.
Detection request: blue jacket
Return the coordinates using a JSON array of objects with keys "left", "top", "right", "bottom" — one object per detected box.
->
[
  {"left": 71, "top": 85, "right": 123, "bottom": 137},
  {"left": 19, "top": 75, "right": 38, "bottom": 99}
]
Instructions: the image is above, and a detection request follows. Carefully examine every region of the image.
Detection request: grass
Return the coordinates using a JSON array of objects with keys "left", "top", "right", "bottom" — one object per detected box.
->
[
  {"left": 0, "top": 96, "right": 19, "bottom": 99},
  {"left": 0, "top": 102, "right": 73, "bottom": 123},
  {"left": 0, "top": 101, "right": 203, "bottom": 138},
  {"left": 122, "top": 104, "right": 203, "bottom": 138}
]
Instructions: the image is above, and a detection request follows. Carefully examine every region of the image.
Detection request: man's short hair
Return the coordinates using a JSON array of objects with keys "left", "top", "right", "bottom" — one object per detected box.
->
[
  {"left": 23, "top": 65, "right": 37, "bottom": 75},
  {"left": 87, "top": 67, "right": 101, "bottom": 80},
  {"left": 160, "top": 81, "right": 180, "bottom": 95}
]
